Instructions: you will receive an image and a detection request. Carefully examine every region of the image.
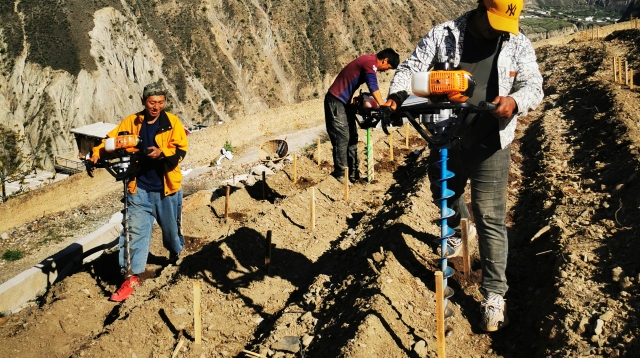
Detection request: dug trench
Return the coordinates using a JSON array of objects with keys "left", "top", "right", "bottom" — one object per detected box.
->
[{"left": 2, "top": 31, "right": 640, "bottom": 357}]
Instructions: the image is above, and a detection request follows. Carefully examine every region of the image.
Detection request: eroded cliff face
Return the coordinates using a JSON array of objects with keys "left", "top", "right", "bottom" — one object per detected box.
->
[{"left": 0, "top": 0, "right": 470, "bottom": 168}]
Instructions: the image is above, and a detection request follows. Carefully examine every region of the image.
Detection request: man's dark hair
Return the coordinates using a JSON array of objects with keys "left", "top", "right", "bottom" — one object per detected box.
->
[{"left": 377, "top": 48, "right": 400, "bottom": 69}]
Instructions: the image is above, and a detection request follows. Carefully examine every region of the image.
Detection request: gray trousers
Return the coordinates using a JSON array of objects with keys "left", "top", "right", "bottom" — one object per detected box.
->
[
  {"left": 428, "top": 143, "right": 510, "bottom": 295},
  {"left": 324, "top": 94, "right": 359, "bottom": 177}
]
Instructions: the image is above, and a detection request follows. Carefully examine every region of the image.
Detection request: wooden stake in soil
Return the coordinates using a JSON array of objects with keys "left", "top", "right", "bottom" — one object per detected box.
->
[
  {"left": 367, "top": 128, "right": 374, "bottom": 183},
  {"left": 625, "top": 60, "right": 629, "bottom": 85},
  {"left": 461, "top": 218, "right": 471, "bottom": 279},
  {"left": 435, "top": 271, "right": 446, "bottom": 358},
  {"left": 619, "top": 57, "right": 623, "bottom": 84},
  {"left": 344, "top": 168, "right": 349, "bottom": 202},
  {"left": 405, "top": 124, "right": 410, "bottom": 149},
  {"left": 193, "top": 281, "right": 202, "bottom": 345},
  {"left": 225, "top": 185, "right": 230, "bottom": 220},
  {"left": 613, "top": 57, "right": 617, "bottom": 81},
  {"left": 262, "top": 171, "right": 266, "bottom": 201},
  {"left": 242, "top": 350, "right": 266, "bottom": 358},
  {"left": 265, "top": 230, "right": 272, "bottom": 273},
  {"left": 389, "top": 131, "right": 394, "bottom": 161},
  {"left": 310, "top": 187, "right": 316, "bottom": 230},
  {"left": 293, "top": 153, "right": 297, "bottom": 183},
  {"left": 171, "top": 338, "right": 185, "bottom": 358},
  {"left": 631, "top": 69, "right": 635, "bottom": 90},
  {"left": 317, "top": 139, "right": 321, "bottom": 165}
]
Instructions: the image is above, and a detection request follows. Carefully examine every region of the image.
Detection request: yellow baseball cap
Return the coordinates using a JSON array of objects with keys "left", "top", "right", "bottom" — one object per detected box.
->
[{"left": 483, "top": 0, "right": 523, "bottom": 35}]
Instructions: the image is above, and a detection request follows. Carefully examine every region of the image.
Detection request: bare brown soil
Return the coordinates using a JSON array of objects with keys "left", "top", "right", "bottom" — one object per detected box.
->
[{"left": 3, "top": 32, "right": 640, "bottom": 358}]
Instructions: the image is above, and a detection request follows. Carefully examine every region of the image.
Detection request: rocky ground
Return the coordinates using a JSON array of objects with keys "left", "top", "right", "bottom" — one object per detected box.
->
[{"left": 2, "top": 30, "right": 640, "bottom": 358}]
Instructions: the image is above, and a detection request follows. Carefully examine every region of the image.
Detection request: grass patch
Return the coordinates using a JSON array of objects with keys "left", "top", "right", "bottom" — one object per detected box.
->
[
  {"left": 40, "top": 229, "right": 71, "bottom": 244},
  {"left": 2, "top": 249, "right": 24, "bottom": 261},
  {"left": 223, "top": 140, "right": 234, "bottom": 153}
]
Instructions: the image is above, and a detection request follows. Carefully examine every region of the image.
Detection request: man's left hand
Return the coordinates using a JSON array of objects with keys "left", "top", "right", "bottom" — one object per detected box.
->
[
  {"left": 491, "top": 96, "right": 518, "bottom": 120},
  {"left": 146, "top": 146, "right": 163, "bottom": 160}
]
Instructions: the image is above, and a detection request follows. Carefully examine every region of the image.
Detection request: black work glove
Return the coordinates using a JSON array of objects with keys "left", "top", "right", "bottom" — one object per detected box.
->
[
  {"left": 379, "top": 106, "right": 393, "bottom": 127},
  {"left": 387, "top": 91, "right": 410, "bottom": 107}
]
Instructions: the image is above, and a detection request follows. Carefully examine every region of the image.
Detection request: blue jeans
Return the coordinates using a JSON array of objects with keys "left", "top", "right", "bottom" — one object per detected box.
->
[
  {"left": 324, "top": 94, "right": 359, "bottom": 177},
  {"left": 119, "top": 187, "right": 184, "bottom": 275},
  {"left": 428, "top": 143, "right": 510, "bottom": 295}
]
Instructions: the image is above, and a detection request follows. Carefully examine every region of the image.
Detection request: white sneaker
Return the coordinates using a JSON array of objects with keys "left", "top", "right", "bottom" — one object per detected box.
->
[
  {"left": 480, "top": 292, "right": 509, "bottom": 332},
  {"left": 436, "top": 237, "right": 462, "bottom": 258},
  {"left": 468, "top": 223, "right": 477, "bottom": 238}
]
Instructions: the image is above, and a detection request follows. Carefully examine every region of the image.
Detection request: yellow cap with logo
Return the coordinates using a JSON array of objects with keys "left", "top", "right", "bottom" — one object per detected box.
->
[{"left": 483, "top": 0, "right": 523, "bottom": 35}]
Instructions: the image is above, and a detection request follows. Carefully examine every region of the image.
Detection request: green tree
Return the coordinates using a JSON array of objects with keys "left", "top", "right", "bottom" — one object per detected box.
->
[{"left": 0, "top": 125, "right": 43, "bottom": 202}]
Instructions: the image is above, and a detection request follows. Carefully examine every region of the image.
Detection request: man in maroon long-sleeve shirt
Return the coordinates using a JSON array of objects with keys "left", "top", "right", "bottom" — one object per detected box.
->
[{"left": 325, "top": 48, "right": 399, "bottom": 183}]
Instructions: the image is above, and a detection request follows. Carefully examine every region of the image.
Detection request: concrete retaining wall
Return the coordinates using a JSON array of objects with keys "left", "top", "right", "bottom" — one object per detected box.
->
[{"left": 0, "top": 222, "right": 122, "bottom": 314}]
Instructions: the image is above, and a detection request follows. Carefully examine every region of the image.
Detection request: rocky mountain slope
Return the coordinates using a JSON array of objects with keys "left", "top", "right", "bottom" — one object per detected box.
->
[{"left": 0, "top": 0, "right": 471, "bottom": 170}]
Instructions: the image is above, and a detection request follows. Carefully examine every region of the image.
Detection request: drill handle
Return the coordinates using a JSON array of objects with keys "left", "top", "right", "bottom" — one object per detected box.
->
[
  {"left": 83, "top": 155, "right": 109, "bottom": 178},
  {"left": 477, "top": 101, "right": 497, "bottom": 112}
]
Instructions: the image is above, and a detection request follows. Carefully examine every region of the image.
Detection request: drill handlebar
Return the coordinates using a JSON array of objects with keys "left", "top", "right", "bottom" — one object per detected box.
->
[
  {"left": 477, "top": 101, "right": 497, "bottom": 112},
  {"left": 394, "top": 100, "right": 497, "bottom": 146}
]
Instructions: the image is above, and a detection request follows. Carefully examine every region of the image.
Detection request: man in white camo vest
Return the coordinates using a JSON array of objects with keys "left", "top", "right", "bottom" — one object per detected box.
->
[{"left": 386, "top": 0, "right": 543, "bottom": 332}]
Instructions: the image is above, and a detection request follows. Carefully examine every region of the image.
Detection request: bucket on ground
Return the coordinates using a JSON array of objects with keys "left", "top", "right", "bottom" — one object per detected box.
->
[{"left": 259, "top": 139, "right": 289, "bottom": 163}]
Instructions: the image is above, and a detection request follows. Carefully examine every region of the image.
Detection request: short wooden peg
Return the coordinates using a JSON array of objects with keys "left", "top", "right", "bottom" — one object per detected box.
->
[
  {"left": 193, "top": 281, "right": 202, "bottom": 345},
  {"left": 225, "top": 185, "right": 230, "bottom": 220},
  {"left": 344, "top": 168, "right": 349, "bottom": 202},
  {"left": 262, "top": 171, "right": 266, "bottom": 201},
  {"left": 625, "top": 60, "right": 629, "bottom": 85},
  {"left": 461, "top": 218, "right": 471, "bottom": 279},
  {"left": 317, "top": 139, "right": 321, "bottom": 165},
  {"left": 293, "top": 153, "right": 297, "bottom": 183},
  {"left": 435, "top": 271, "right": 446, "bottom": 358},
  {"left": 389, "top": 131, "right": 394, "bottom": 161},
  {"left": 310, "top": 187, "right": 316, "bottom": 230},
  {"left": 405, "top": 124, "right": 409, "bottom": 149},
  {"left": 265, "top": 230, "right": 272, "bottom": 273},
  {"left": 619, "top": 57, "right": 623, "bottom": 84}
]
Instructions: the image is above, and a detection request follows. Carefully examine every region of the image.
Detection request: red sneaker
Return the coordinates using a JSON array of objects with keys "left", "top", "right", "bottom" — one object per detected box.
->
[{"left": 109, "top": 275, "right": 140, "bottom": 302}]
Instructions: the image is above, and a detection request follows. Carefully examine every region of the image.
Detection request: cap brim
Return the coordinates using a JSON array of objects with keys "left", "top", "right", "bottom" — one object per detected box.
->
[{"left": 486, "top": 10, "right": 519, "bottom": 35}]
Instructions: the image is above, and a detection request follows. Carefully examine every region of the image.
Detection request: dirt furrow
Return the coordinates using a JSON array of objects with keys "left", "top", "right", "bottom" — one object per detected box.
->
[{"left": 5, "top": 31, "right": 640, "bottom": 358}]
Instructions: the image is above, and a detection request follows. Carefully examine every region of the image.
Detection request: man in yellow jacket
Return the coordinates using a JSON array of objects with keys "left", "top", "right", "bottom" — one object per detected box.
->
[{"left": 89, "top": 81, "right": 188, "bottom": 301}]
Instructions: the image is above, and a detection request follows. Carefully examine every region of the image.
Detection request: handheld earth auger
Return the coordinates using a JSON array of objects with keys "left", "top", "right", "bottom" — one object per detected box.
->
[
  {"left": 354, "top": 63, "right": 499, "bottom": 321},
  {"left": 350, "top": 91, "right": 389, "bottom": 182},
  {"left": 84, "top": 132, "right": 143, "bottom": 278}
]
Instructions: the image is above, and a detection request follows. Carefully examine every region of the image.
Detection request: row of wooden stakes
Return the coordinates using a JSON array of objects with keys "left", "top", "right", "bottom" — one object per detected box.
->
[
  {"left": 613, "top": 56, "right": 636, "bottom": 89},
  {"left": 222, "top": 126, "right": 415, "bottom": 224},
  {"left": 310, "top": 128, "right": 413, "bottom": 167},
  {"left": 578, "top": 18, "right": 640, "bottom": 41}
]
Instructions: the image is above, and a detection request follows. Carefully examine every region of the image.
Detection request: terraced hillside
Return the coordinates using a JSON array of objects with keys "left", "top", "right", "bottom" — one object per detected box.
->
[{"left": 2, "top": 30, "right": 640, "bottom": 358}]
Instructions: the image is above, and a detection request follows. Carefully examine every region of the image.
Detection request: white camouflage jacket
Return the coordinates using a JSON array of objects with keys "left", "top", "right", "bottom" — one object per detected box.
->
[{"left": 389, "top": 11, "right": 544, "bottom": 148}]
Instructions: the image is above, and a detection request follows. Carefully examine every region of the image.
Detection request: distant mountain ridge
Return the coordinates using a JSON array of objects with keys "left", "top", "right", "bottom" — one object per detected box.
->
[
  {"left": 0, "top": 0, "right": 611, "bottom": 170},
  {"left": 1, "top": 0, "right": 470, "bottom": 168}
]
